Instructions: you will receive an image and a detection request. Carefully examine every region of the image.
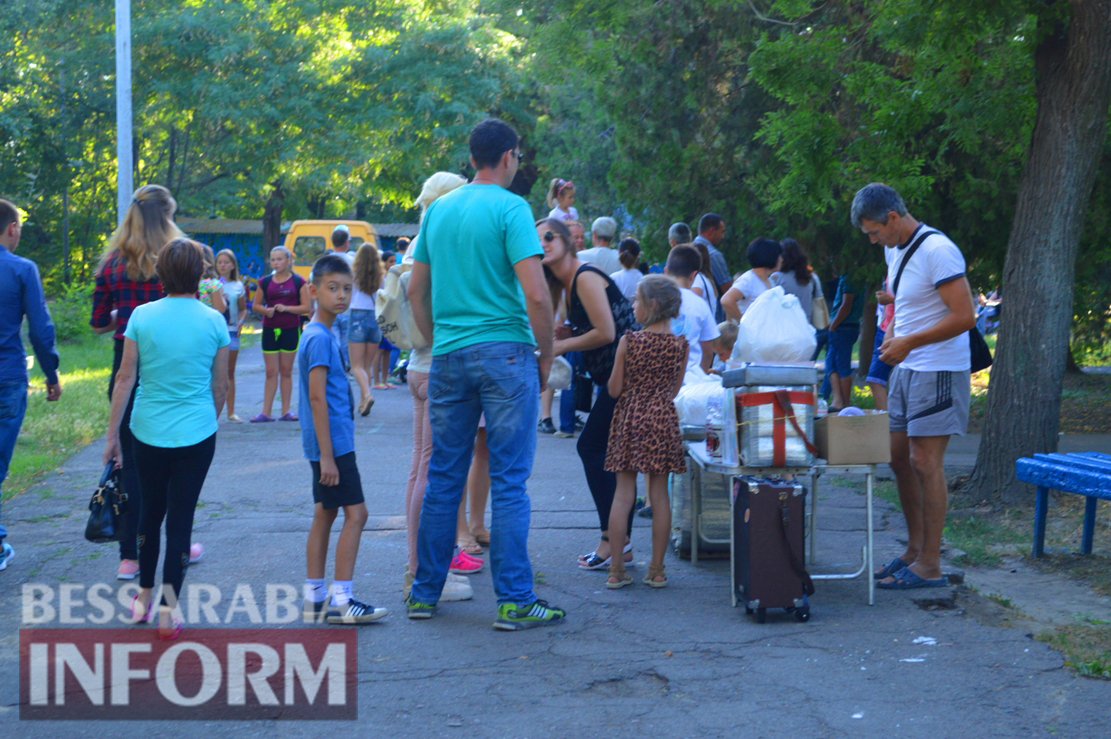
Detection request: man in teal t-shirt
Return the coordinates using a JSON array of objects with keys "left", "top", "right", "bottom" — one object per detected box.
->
[
  {"left": 825, "top": 272, "right": 863, "bottom": 410},
  {"left": 407, "top": 119, "right": 563, "bottom": 630}
]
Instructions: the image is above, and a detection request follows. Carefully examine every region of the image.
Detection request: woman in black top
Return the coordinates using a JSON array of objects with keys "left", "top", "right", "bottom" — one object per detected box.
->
[{"left": 539, "top": 217, "right": 636, "bottom": 571}]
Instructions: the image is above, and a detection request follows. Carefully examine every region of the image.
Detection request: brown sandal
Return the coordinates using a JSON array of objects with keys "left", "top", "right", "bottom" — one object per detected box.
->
[
  {"left": 643, "top": 564, "right": 667, "bottom": 588},
  {"left": 606, "top": 563, "right": 633, "bottom": 589},
  {"left": 473, "top": 531, "right": 491, "bottom": 548}
]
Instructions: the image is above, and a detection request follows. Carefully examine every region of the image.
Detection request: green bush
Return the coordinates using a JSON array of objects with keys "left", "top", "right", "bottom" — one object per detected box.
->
[{"left": 49, "top": 282, "right": 95, "bottom": 342}]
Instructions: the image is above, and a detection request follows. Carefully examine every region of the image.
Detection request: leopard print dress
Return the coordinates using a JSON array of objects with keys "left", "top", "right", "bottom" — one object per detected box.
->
[{"left": 605, "top": 330, "right": 688, "bottom": 475}]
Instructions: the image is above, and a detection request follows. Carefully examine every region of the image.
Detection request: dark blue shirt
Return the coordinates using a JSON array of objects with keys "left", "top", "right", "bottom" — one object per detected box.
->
[{"left": 0, "top": 246, "right": 58, "bottom": 385}]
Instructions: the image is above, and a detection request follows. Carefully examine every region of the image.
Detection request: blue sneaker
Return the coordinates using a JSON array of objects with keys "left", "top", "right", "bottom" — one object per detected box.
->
[{"left": 0, "top": 542, "right": 13, "bottom": 571}]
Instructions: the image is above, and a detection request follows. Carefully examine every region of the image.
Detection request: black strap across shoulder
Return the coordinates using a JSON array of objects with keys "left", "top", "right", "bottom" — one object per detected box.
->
[{"left": 890, "top": 228, "right": 939, "bottom": 298}]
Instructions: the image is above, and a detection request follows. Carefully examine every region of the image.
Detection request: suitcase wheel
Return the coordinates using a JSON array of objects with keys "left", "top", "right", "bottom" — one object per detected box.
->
[
  {"left": 744, "top": 606, "right": 754, "bottom": 615},
  {"left": 756, "top": 608, "right": 767, "bottom": 624},
  {"left": 793, "top": 605, "right": 811, "bottom": 623}
]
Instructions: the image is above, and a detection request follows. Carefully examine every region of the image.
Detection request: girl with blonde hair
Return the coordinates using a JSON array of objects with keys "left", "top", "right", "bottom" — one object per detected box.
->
[
  {"left": 348, "top": 243, "right": 384, "bottom": 416},
  {"left": 90, "top": 184, "right": 194, "bottom": 581},
  {"left": 215, "top": 249, "right": 248, "bottom": 422}
]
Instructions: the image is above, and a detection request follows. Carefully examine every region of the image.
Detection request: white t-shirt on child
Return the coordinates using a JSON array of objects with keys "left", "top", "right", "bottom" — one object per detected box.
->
[
  {"left": 671, "top": 287, "right": 720, "bottom": 377},
  {"left": 548, "top": 205, "right": 579, "bottom": 222}
]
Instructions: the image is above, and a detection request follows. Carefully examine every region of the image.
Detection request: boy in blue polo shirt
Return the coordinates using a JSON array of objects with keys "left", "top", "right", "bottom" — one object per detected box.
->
[{"left": 299, "top": 254, "right": 386, "bottom": 624}]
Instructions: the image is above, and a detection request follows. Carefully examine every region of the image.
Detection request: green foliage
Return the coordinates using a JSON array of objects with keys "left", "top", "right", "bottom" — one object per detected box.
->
[
  {"left": 0, "top": 0, "right": 534, "bottom": 283},
  {"left": 49, "top": 281, "right": 94, "bottom": 342}
]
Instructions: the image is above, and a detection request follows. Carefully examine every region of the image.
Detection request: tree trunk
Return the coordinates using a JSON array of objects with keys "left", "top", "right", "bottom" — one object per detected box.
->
[
  {"left": 969, "top": 0, "right": 1111, "bottom": 504},
  {"left": 263, "top": 181, "right": 284, "bottom": 254},
  {"left": 1065, "top": 343, "right": 1083, "bottom": 374}
]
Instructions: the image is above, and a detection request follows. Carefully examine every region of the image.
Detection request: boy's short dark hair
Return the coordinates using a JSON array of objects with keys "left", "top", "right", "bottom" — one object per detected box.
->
[
  {"left": 469, "top": 118, "right": 519, "bottom": 170},
  {"left": 746, "top": 237, "right": 783, "bottom": 269},
  {"left": 396, "top": 237, "right": 410, "bottom": 252},
  {"left": 311, "top": 253, "right": 353, "bottom": 286},
  {"left": 666, "top": 244, "right": 702, "bottom": 279},
  {"left": 0, "top": 199, "right": 19, "bottom": 234},
  {"left": 157, "top": 238, "right": 205, "bottom": 294}
]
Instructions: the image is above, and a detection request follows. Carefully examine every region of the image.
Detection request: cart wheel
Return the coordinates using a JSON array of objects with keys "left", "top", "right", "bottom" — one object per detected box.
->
[
  {"left": 756, "top": 608, "right": 766, "bottom": 624},
  {"left": 745, "top": 606, "right": 754, "bottom": 615},
  {"left": 794, "top": 606, "right": 811, "bottom": 623}
]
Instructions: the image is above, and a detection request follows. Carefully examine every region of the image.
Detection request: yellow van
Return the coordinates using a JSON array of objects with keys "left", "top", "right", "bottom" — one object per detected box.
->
[{"left": 284, "top": 220, "right": 379, "bottom": 279}]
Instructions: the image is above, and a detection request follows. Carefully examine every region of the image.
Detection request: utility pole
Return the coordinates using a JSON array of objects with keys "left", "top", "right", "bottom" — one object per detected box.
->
[
  {"left": 60, "top": 61, "right": 70, "bottom": 284},
  {"left": 115, "top": 0, "right": 133, "bottom": 225}
]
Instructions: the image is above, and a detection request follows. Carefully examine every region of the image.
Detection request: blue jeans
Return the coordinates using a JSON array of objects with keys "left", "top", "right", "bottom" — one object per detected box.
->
[
  {"left": 823, "top": 324, "right": 859, "bottom": 398},
  {"left": 0, "top": 380, "right": 28, "bottom": 542},
  {"left": 558, "top": 351, "right": 583, "bottom": 434},
  {"left": 413, "top": 342, "right": 539, "bottom": 606}
]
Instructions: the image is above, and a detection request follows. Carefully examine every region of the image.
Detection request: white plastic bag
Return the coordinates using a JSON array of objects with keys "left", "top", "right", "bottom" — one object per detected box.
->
[
  {"left": 547, "top": 356, "right": 572, "bottom": 390},
  {"left": 732, "top": 286, "right": 816, "bottom": 363},
  {"left": 674, "top": 377, "right": 724, "bottom": 427},
  {"left": 376, "top": 263, "right": 429, "bottom": 351}
]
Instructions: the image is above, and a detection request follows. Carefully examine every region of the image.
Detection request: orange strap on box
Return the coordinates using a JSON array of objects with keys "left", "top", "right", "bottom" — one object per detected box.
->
[{"left": 737, "top": 390, "right": 819, "bottom": 467}]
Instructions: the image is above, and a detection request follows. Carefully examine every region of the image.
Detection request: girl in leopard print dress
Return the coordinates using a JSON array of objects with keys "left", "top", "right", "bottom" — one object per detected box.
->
[{"left": 604, "top": 275, "right": 688, "bottom": 589}]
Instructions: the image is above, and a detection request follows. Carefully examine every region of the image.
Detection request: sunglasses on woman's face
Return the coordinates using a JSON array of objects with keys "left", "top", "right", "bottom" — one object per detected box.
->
[{"left": 542, "top": 231, "right": 556, "bottom": 243}]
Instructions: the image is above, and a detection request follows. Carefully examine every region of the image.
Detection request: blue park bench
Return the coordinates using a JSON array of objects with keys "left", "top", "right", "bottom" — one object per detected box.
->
[{"left": 1015, "top": 452, "right": 1111, "bottom": 557}]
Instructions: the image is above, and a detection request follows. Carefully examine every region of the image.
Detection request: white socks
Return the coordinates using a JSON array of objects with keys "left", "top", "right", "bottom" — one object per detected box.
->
[
  {"left": 305, "top": 579, "right": 327, "bottom": 604},
  {"left": 331, "top": 580, "right": 353, "bottom": 607}
]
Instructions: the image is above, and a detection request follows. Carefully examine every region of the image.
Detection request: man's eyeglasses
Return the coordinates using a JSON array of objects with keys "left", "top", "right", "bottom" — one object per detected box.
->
[{"left": 511, "top": 150, "right": 524, "bottom": 163}]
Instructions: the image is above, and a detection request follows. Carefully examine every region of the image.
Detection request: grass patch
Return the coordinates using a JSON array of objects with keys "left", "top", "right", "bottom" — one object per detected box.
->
[
  {"left": 4, "top": 332, "right": 114, "bottom": 503},
  {"left": 1036, "top": 625, "right": 1111, "bottom": 680},
  {"left": 966, "top": 365, "right": 1111, "bottom": 433},
  {"left": 943, "top": 514, "right": 1028, "bottom": 568},
  {"left": 873, "top": 480, "right": 901, "bottom": 510}
]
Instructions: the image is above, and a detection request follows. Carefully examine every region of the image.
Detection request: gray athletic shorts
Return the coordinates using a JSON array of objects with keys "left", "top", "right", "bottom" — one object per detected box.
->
[{"left": 888, "top": 366, "right": 971, "bottom": 437}]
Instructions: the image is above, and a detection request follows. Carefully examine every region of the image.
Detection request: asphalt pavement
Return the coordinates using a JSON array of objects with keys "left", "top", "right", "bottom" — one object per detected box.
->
[{"left": 1, "top": 337, "right": 1107, "bottom": 737}]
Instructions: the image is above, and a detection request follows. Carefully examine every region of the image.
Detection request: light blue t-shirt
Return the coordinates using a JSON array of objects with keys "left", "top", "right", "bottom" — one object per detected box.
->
[
  {"left": 298, "top": 321, "right": 355, "bottom": 461},
  {"left": 412, "top": 183, "right": 543, "bottom": 355},
  {"left": 125, "top": 297, "right": 230, "bottom": 447}
]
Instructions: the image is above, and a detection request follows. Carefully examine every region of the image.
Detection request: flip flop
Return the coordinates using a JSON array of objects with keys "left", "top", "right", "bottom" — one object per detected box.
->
[
  {"left": 278, "top": 412, "right": 298, "bottom": 422},
  {"left": 458, "top": 540, "right": 484, "bottom": 556},
  {"left": 873, "top": 557, "right": 910, "bottom": 580},
  {"left": 360, "top": 397, "right": 375, "bottom": 417},
  {"left": 249, "top": 414, "right": 275, "bottom": 423},
  {"left": 876, "top": 566, "right": 948, "bottom": 590}
]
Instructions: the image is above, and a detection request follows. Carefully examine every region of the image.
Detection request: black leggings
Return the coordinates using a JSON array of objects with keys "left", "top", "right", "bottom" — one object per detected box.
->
[
  {"left": 576, "top": 385, "right": 634, "bottom": 537},
  {"left": 134, "top": 434, "right": 216, "bottom": 606},
  {"left": 109, "top": 338, "right": 142, "bottom": 561}
]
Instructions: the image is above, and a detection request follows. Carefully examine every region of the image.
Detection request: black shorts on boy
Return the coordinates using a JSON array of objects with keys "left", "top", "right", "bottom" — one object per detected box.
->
[{"left": 309, "top": 452, "right": 365, "bottom": 509}]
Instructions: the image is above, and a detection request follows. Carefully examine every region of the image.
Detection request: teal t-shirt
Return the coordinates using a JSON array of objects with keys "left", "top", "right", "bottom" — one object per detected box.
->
[
  {"left": 412, "top": 184, "right": 543, "bottom": 355},
  {"left": 832, "top": 274, "right": 864, "bottom": 326},
  {"left": 124, "top": 297, "right": 230, "bottom": 447}
]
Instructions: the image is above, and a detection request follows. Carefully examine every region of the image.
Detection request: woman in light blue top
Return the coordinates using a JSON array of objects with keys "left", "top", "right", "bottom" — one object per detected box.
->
[{"left": 104, "top": 238, "right": 229, "bottom": 640}]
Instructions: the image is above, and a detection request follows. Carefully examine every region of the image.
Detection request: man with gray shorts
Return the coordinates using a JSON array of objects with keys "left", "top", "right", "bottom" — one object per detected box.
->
[{"left": 851, "top": 183, "right": 977, "bottom": 589}]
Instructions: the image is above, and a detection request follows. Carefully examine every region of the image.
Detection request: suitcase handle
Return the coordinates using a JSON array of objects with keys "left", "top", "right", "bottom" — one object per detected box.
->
[{"left": 779, "top": 490, "right": 816, "bottom": 596}]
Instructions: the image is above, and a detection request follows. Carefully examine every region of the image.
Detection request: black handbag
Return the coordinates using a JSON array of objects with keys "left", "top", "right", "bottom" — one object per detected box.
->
[
  {"left": 969, "top": 326, "right": 993, "bottom": 373},
  {"left": 85, "top": 461, "right": 128, "bottom": 544}
]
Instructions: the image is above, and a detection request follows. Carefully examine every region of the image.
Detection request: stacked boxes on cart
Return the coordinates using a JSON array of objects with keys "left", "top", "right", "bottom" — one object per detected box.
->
[{"left": 722, "top": 364, "right": 820, "bottom": 468}]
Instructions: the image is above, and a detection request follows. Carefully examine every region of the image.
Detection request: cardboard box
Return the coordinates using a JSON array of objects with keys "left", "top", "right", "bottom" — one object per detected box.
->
[{"left": 815, "top": 411, "right": 891, "bottom": 465}]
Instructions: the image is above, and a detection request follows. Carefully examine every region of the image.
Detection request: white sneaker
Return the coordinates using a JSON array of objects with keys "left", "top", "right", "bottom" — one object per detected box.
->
[{"left": 440, "top": 576, "right": 473, "bottom": 602}]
